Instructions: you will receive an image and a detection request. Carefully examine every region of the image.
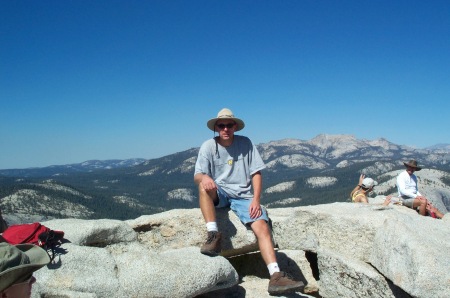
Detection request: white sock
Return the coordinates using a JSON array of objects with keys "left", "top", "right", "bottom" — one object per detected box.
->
[
  {"left": 267, "top": 262, "right": 280, "bottom": 276},
  {"left": 206, "top": 222, "right": 218, "bottom": 232}
]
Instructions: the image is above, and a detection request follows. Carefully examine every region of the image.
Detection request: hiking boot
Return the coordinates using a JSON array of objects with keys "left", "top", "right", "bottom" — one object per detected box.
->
[
  {"left": 268, "top": 271, "right": 304, "bottom": 295},
  {"left": 200, "top": 231, "right": 222, "bottom": 256}
]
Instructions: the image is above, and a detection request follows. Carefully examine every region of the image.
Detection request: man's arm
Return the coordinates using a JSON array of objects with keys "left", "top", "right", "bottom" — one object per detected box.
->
[
  {"left": 249, "top": 171, "right": 262, "bottom": 219},
  {"left": 252, "top": 171, "right": 262, "bottom": 202},
  {"left": 194, "top": 173, "right": 217, "bottom": 192},
  {"left": 194, "top": 173, "right": 203, "bottom": 185}
]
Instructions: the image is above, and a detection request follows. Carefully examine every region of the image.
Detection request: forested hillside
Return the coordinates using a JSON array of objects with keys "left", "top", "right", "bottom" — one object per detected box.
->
[{"left": 1, "top": 135, "right": 449, "bottom": 222}]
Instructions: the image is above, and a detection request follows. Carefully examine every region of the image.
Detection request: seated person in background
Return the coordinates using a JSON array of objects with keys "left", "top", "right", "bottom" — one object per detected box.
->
[
  {"left": 396, "top": 159, "right": 428, "bottom": 216},
  {"left": 351, "top": 174, "right": 377, "bottom": 203},
  {"left": 0, "top": 242, "right": 50, "bottom": 298},
  {"left": 351, "top": 174, "right": 390, "bottom": 205}
]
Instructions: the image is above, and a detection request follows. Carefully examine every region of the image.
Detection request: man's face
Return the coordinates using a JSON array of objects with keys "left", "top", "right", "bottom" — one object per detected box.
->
[
  {"left": 406, "top": 166, "right": 415, "bottom": 175},
  {"left": 1, "top": 275, "right": 36, "bottom": 298},
  {"left": 215, "top": 120, "right": 236, "bottom": 141}
]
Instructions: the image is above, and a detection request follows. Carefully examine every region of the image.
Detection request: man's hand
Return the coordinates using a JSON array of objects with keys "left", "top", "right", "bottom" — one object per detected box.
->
[
  {"left": 201, "top": 175, "right": 217, "bottom": 192},
  {"left": 249, "top": 198, "right": 262, "bottom": 219}
]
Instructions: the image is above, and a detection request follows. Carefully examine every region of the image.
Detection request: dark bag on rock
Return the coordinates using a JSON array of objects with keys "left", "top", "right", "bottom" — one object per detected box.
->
[{"left": 2, "top": 222, "right": 64, "bottom": 260}]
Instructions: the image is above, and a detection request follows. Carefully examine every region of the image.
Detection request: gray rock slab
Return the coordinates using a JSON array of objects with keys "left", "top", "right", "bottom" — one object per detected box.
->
[
  {"left": 32, "top": 243, "right": 120, "bottom": 297},
  {"left": 127, "top": 208, "right": 259, "bottom": 256},
  {"left": 42, "top": 218, "right": 137, "bottom": 246},
  {"left": 269, "top": 203, "right": 415, "bottom": 262},
  {"left": 317, "top": 248, "right": 408, "bottom": 298},
  {"left": 110, "top": 243, "right": 238, "bottom": 297},
  {"left": 370, "top": 213, "right": 450, "bottom": 298},
  {"left": 31, "top": 242, "right": 238, "bottom": 298}
]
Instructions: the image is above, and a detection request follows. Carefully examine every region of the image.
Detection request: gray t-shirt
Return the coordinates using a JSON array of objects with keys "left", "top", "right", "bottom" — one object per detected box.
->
[{"left": 194, "top": 135, "right": 266, "bottom": 198}]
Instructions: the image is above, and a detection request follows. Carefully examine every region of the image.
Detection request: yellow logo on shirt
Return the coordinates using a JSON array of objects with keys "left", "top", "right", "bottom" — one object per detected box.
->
[{"left": 228, "top": 159, "right": 233, "bottom": 166}]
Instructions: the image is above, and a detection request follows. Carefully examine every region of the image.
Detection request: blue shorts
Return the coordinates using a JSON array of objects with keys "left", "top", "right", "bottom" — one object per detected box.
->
[{"left": 215, "top": 186, "right": 269, "bottom": 225}]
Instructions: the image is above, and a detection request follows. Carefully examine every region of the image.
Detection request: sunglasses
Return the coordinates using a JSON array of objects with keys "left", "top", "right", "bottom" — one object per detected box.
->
[{"left": 216, "top": 123, "right": 235, "bottom": 129}]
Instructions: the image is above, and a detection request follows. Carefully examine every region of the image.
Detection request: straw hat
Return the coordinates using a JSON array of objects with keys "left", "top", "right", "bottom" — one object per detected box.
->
[
  {"left": 0, "top": 243, "right": 50, "bottom": 292},
  {"left": 207, "top": 108, "right": 245, "bottom": 131},
  {"left": 403, "top": 159, "right": 422, "bottom": 171}
]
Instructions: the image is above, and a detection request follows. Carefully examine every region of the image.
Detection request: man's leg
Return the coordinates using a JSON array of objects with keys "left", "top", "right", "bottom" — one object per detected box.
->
[
  {"left": 198, "top": 184, "right": 222, "bottom": 256},
  {"left": 250, "top": 219, "right": 277, "bottom": 265},
  {"left": 250, "top": 219, "right": 304, "bottom": 295},
  {"left": 413, "top": 198, "right": 427, "bottom": 216},
  {"left": 198, "top": 184, "right": 218, "bottom": 223}
]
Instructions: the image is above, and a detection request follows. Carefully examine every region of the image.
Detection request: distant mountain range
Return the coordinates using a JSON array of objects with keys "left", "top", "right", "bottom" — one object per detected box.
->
[
  {"left": 1, "top": 134, "right": 449, "bottom": 224},
  {"left": 424, "top": 143, "right": 450, "bottom": 151},
  {"left": 0, "top": 158, "right": 147, "bottom": 177}
]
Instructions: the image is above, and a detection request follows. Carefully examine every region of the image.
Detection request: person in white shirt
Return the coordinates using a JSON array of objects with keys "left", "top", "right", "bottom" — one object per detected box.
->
[{"left": 396, "top": 159, "right": 428, "bottom": 216}]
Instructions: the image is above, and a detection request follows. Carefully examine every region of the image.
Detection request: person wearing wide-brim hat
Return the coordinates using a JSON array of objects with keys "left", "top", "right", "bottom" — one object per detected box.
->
[
  {"left": 396, "top": 159, "right": 428, "bottom": 216},
  {"left": 194, "top": 108, "right": 304, "bottom": 295},
  {"left": 403, "top": 159, "right": 422, "bottom": 171},
  {"left": 206, "top": 108, "right": 245, "bottom": 132},
  {"left": 0, "top": 242, "right": 50, "bottom": 297}
]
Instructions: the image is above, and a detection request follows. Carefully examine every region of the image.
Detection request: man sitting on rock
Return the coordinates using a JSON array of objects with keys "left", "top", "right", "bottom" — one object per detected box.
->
[
  {"left": 396, "top": 159, "right": 428, "bottom": 216},
  {"left": 194, "top": 108, "right": 304, "bottom": 295}
]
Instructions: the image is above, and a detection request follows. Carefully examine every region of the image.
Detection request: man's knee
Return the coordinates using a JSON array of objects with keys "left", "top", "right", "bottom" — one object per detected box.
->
[
  {"left": 198, "top": 184, "right": 218, "bottom": 203},
  {"left": 251, "top": 219, "right": 271, "bottom": 236},
  {"left": 418, "top": 198, "right": 427, "bottom": 206},
  {"left": 198, "top": 184, "right": 212, "bottom": 195},
  {"left": 198, "top": 183, "right": 206, "bottom": 194},
  {"left": 412, "top": 198, "right": 427, "bottom": 208}
]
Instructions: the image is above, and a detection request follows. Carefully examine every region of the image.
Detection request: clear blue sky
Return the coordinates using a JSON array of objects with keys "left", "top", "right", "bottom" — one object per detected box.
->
[{"left": 1, "top": 1, "right": 449, "bottom": 169}]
